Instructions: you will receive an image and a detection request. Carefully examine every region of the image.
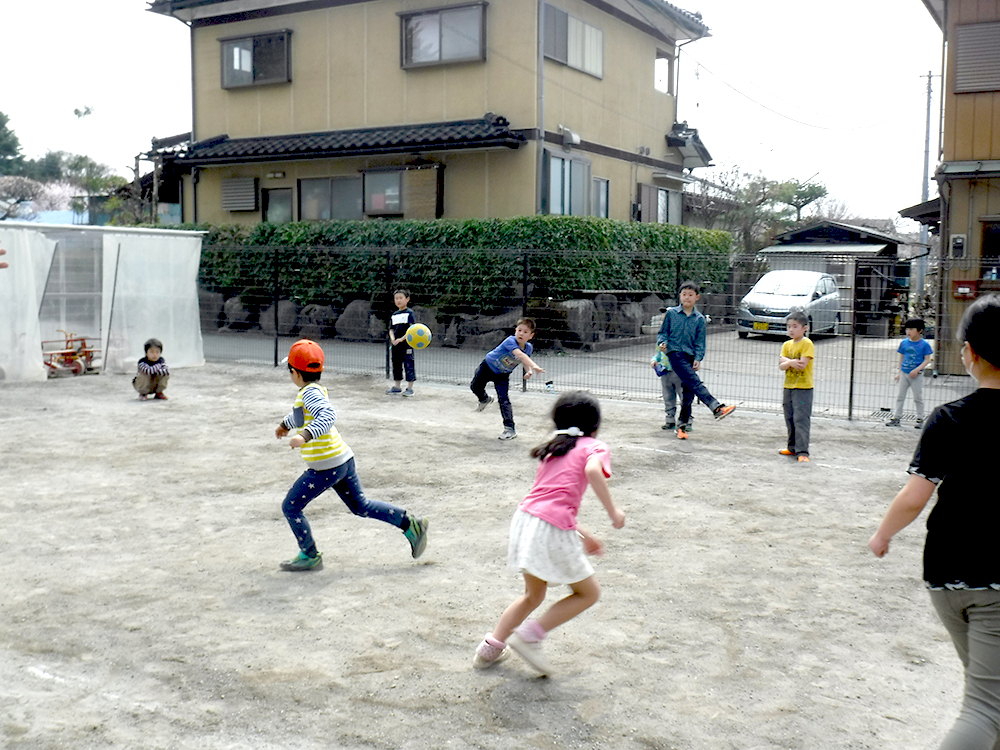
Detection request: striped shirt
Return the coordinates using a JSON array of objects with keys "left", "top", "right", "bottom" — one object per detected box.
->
[
  {"left": 137, "top": 357, "right": 170, "bottom": 376},
  {"left": 282, "top": 383, "right": 353, "bottom": 470}
]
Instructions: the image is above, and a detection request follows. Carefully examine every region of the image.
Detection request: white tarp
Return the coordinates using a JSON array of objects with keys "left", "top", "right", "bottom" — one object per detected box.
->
[{"left": 0, "top": 223, "right": 204, "bottom": 383}]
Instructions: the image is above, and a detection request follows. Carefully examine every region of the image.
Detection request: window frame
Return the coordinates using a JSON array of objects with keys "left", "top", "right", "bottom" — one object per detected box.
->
[
  {"left": 297, "top": 177, "right": 364, "bottom": 221},
  {"left": 592, "top": 177, "right": 609, "bottom": 218},
  {"left": 399, "top": 2, "right": 488, "bottom": 70},
  {"left": 219, "top": 29, "right": 292, "bottom": 89},
  {"left": 363, "top": 170, "right": 404, "bottom": 218},
  {"left": 543, "top": 3, "right": 603, "bottom": 79},
  {"left": 262, "top": 188, "right": 293, "bottom": 224},
  {"left": 545, "top": 150, "right": 592, "bottom": 216}
]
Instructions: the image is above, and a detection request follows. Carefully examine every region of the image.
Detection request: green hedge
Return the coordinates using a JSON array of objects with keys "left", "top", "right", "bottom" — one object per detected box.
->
[{"left": 182, "top": 216, "right": 732, "bottom": 311}]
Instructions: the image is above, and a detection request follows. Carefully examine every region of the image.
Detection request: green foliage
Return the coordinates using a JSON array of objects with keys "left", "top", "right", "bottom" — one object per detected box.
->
[
  {"left": 0, "top": 112, "right": 24, "bottom": 176},
  {"left": 190, "top": 216, "right": 732, "bottom": 312}
]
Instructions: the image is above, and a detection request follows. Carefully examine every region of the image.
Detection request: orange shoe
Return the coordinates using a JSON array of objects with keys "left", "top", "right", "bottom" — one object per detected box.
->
[
  {"left": 677, "top": 427, "right": 688, "bottom": 440},
  {"left": 779, "top": 449, "right": 795, "bottom": 456},
  {"left": 714, "top": 404, "right": 736, "bottom": 420},
  {"left": 798, "top": 455, "right": 810, "bottom": 463}
]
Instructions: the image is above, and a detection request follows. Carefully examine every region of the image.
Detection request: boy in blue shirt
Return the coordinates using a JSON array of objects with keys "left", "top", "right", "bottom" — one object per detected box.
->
[
  {"left": 656, "top": 281, "right": 735, "bottom": 439},
  {"left": 887, "top": 317, "right": 934, "bottom": 428},
  {"left": 471, "top": 317, "right": 545, "bottom": 440}
]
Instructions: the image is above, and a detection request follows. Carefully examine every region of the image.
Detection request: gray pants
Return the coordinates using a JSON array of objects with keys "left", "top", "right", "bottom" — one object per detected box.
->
[
  {"left": 782, "top": 388, "right": 813, "bottom": 456},
  {"left": 659, "top": 370, "right": 684, "bottom": 423},
  {"left": 929, "top": 589, "right": 1000, "bottom": 750},
  {"left": 894, "top": 371, "right": 925, "bottom": 420},
  {"left": 133, "top": 372, "right": 169, "bottom": 396}
]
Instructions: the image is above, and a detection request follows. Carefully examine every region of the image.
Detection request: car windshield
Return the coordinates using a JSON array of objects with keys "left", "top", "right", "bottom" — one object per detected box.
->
[{"left": 752, "top": 274, "right": 815, "bottom": 296}]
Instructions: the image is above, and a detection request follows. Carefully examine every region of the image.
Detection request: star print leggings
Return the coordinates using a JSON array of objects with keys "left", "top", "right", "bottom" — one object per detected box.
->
[{"left": 282, "top": 458, "right": 406, "bottom": 555}]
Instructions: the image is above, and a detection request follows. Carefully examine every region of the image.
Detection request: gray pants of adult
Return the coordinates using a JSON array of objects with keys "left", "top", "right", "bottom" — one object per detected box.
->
[
  {"left": 894, "top": 371, "right": 925, "bottom": 420},
  {"left": 782, "top": 388, "right": 813, "bottom": 456},
  {"left": 929, "top": 590, "right": 1000, "bottom": 750},
  {"left": 659, "top": 370, "right": 684, "bottom": 424}
]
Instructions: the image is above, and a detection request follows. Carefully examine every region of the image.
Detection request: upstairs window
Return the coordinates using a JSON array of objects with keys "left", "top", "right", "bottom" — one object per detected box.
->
[
  {"left": 220, "top": 30, "right": 292, "bottom": 89},
  {"left": 544, "top": 4, "right": 603, "bottom": 78},
  {"left": 400, "top": 3, "right": 487, "bottom": 68},
  {"left": 955, "top": 22, "right": 1000, "bottom": 93}
]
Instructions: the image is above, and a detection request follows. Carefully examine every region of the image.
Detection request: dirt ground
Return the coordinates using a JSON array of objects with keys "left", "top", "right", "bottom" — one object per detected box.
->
[{"left": 0, "top": 362, "right": 963, "bottom": 750}]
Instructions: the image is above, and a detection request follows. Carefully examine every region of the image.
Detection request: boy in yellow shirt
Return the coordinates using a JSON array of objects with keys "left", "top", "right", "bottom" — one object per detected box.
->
[{"left": 778, "top": 311, "right": 815, "bottom": 462}]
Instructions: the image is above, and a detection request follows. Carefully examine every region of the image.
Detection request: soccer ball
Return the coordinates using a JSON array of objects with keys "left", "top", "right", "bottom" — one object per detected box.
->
[{"left": 405, "top": 323, "right": 432, "bottom": 349}]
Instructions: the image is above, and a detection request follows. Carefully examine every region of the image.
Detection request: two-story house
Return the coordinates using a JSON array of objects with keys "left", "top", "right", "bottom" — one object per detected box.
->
[
  {"left": 912, "top": 0, "right": 1000, "bottom": 373},
  {"left": 148, "top": 0, "right": 711, "bottom": 226}
]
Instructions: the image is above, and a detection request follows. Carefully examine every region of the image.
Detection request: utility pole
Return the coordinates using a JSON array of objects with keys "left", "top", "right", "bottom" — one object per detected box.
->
[{"left": 916, "top": 71, "right": 937, "bottom": 308}]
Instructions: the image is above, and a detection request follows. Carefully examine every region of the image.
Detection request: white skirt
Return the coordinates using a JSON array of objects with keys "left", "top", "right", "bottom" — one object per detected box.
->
[{"left": 507, "top": 509, "right": 594, "bottom": 585}]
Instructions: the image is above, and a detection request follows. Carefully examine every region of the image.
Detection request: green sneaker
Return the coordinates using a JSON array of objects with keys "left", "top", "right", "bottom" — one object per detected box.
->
[
  {"left": 279, "top": 550, "right": 323, "bottom": 571},
  {"left": 403, "top": 515, "right": 428, "bottom": 559}
]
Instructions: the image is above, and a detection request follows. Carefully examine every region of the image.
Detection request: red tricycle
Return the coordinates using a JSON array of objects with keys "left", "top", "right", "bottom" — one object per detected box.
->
[{"left": 42, "top": 330, "right": 101, "bottom": 377}]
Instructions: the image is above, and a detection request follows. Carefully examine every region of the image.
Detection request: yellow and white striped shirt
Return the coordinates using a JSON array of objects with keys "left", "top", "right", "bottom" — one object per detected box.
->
[{"left": 283, "top": 383, "right": 353, "bottom": 470}]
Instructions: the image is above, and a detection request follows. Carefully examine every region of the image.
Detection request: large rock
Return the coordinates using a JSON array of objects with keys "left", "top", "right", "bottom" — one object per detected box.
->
[
  {"left": 610, "top": 301, "right": 644, "bottom": 337},
  {"left": 559, "top": 299, "right": 597, "bottom": 345},
  {"left": 260, "top": 300, "right": 298, "bottom": 335},
  {"left": 464, "top": 330, "right": 508, "bottom": 351},
  {"left": 199, "top": 289, "right": 224, "bottom": 329},
  {"left": 593, "top": 293, "right": 618, "bottom": 335},
  {"left": 639, "top": 294, "right": 665, "bottom": 324},
  {"left": 223, "top": 296, "right": 250, "bottom": 330},
  {"left": 336, "top": 299, "right": 374, "bottom": 341},
  {"left": 457, "top": 308, "right": 523, "bottom": 338},
  {"left": 412, "top": 306, "right": 442, "bottom": 346},
  {"left": 298, "top": 304, "right": 338, "bottom": 340}
]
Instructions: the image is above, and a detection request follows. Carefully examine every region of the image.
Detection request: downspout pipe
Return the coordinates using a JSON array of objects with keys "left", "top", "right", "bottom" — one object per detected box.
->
[{"left": 536, "top": 0, "right": 546, "bottom": 215}]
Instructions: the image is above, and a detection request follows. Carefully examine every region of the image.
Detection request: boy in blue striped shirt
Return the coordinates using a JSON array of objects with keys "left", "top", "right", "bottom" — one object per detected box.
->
[{"left": 275, "top": 339, "right": 428, "bottom": 571}]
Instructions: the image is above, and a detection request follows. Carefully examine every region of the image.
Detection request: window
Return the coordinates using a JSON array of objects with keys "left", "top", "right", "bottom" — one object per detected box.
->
[
  {"left": 220, "top": 30, "right": 292, "bottom": 88},
  {"left": 299, "top": 177, "right": 363, "bottom": 221},
  {"left": 637, "top": 184, "right": 681, "bottom": 224},
  {"left": 262, "top": 189, "right": 292, "bottom": 223},
  {"left": 655, "top": 49, "right": 674, "bottom": 94},
  {"left": 955, "top": 22, "right": 1000, "bottom": 93},
  {"left": 544, "top": 3, "right": 603, "bottom": 78},
  {"left": 546, "top": 152, "right": 591, "bottom": 216},
  {"left": 400, "top": 3, "right": 486, "bottom": 68},
  {"left": 592, "top": 177, "right": 609, "bottom": 218},
  {"left": 364, "top": 172, "right": 403, "bottom": 216}
]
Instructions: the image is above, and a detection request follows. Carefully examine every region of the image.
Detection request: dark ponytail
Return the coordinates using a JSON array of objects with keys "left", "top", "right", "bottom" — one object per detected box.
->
[{"left": 530, "top": 391, "right": 601, "bottom": 461}]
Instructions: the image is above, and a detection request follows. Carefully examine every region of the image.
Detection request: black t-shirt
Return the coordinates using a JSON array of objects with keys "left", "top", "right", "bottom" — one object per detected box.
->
[
  {"left": 389, "top": 307, "right": 414, "bottom": 341},
  {"left": 911, "top": 388, "right": 1000, "bottom": 588}
]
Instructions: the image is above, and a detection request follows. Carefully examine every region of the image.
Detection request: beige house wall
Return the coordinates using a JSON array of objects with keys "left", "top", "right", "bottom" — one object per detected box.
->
[{"left": 183, "top": 0, "right": 691, "bottom": 224}]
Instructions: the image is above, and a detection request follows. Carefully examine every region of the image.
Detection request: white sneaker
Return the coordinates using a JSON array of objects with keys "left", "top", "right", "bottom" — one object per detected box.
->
[
  {"left": 498, "top": 428, "right": 517, "bottom": 440},
  {"left": 475, "top": 396, "right": 494, "bottom": 412},
  {"left": 508, "top": 630, "right": 551, "bottom": 675}
]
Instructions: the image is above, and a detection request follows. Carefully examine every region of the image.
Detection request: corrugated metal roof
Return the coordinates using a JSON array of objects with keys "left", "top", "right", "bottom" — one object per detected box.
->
[
  {"left": 760, "top": 243, "right": 892, "bottom": 256},
  {"left": 177, "top": 113, "right": 525, "bottom": 165}
]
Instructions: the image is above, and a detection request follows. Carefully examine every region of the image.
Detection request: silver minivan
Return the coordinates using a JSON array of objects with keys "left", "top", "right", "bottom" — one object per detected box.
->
[{"left": 737, "top": 270, "right": 841, "bottom": 338}]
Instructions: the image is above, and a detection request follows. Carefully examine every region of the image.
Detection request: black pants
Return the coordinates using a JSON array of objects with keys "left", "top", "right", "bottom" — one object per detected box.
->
[
  {"left": 667, "top": 351, "right": 720, "bottom": 424},
  {"left": 470, "top": 361, "right": 514, "bottom": 430}
]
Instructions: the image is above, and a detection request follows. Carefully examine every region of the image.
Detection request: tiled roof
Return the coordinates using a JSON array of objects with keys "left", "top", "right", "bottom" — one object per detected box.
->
[{"left": 177, "top": 114, "right": 525, "bottom": 165}]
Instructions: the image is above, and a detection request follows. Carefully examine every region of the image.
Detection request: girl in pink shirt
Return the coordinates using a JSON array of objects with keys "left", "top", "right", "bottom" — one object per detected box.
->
[{"left": 473, "top": 391, "right": 626, "bottom": 675}]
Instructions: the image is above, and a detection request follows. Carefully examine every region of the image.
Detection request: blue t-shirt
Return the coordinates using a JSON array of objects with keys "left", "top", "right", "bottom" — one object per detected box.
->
[
  {"left": 485, "top": 335, "right": 533, "bottom": 374},
  {"left": 898, "top": 337, "right": 933, "bottom": 373}
]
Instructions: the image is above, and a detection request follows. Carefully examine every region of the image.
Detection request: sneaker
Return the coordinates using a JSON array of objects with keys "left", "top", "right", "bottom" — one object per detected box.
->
[
  {"left": 279, "top": 550, "right": 323, "bottom": 571},
  {"left": 713, "top": 404, "right": 736, "bottom": 420},
  {"left": 662, "top": 420, "right": 676, "bottom": 431},
  {"left": 885, "top": 418, "right": 901, "bottom": 427},
  {"left": 798, "top": 455, "right": 810, "bottom": 463},
  {"left": 498, "top": 428, "right": 517, "bottom": 441},
  {"left": 403, "top": 515, "right": 428, "bottom": 559},
  {"left": 508, "top": 626, "right": 552, "bottom": 676},
  {"left": 385, "top": 387, "right": 402, "bottom": 395},
  {"left": 473, "top": 636, "right": 512, "bottom": 670},
  {"left": 138, "top": 394, "right": 149, "bottom": 401},
  {"left": 402, "top": 389, "right": 414, "bottom": 397},
  {"left": 154, "top": 392, "right": 168, "bottom": 400},
  {"left": 676, "top": 426, "right": 688, "bottom": 440},
  {"left": 475, "top": 396, "right": 494, "bottom": 412},
  {"left": 779, "top": 449, "right": 795, "bottom": 456},
  {"left": 914, "top": 418, "right": 923, "bottom": 429}
]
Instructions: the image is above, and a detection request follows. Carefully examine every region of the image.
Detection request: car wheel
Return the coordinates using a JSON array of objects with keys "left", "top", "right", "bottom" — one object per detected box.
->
[{"left": 738, "top": 330, "right": 748, "bottom": 339}]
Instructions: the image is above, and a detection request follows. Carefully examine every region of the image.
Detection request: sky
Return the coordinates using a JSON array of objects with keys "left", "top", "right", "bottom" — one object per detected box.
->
[{"left": 3, "top": 0, "right": 943, "bottom": 226}]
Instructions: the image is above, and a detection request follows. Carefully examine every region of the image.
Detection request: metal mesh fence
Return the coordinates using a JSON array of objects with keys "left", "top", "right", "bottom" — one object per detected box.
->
[{"left": 198, "top": 246, "right": 981, "bottom": 421}]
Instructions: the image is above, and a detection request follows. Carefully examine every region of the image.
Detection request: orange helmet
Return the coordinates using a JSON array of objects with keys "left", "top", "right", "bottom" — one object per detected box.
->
[{"left": 285, "top": 339, "right": 324, "bottom": 372}]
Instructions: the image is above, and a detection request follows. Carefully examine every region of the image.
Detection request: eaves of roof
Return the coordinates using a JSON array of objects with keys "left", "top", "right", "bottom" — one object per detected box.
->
[
  {"left": 176, "top": 114, "right": 525, "bottom": 166},
  {"left": 633, "top": 0, "right": 710, "bottom": 38}
]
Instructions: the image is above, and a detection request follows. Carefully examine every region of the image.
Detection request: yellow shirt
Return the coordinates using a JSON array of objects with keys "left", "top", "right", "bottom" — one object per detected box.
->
[{"left": 781, "top": 336, "right": 815, "bottom": 389}]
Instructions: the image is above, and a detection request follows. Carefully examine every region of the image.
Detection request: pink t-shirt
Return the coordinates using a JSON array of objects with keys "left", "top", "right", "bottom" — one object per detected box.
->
[{"left": 518, "top": 437, "right": 612, "bottom": 530}]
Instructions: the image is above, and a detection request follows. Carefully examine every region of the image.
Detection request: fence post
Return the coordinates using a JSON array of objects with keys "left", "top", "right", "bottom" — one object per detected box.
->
[
  {"left": 522, "top": 249, "right": 529, "bottom": 392},
  {"left": 385, "top": 249, "right": 392, "bottom": 380},
  {"left": 272, "top": 245, "right": 280, "bottom": 367},
  {"left": 847, "top": 260, "right": 858, "bottom": 420}
]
